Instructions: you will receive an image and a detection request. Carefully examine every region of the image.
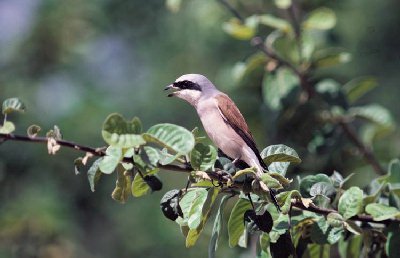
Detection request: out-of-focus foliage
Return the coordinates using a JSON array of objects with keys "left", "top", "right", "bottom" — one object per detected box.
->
[{"left": 1, "top": 0, "right": 400, "bottom": 258}]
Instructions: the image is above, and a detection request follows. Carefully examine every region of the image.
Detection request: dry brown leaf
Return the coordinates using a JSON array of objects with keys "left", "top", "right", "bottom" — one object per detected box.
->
[
  {"left": 195, "top": 171, "right": 211, "bottom": 181},
  {"left": 82, "top": 152, "right": 94, "bottom": 165},
  {"left": 301, "top": 198, "right": 313, "bottom": 208},
  {"left": 47, "top": 137, "right": 60, "bottom": 155}
]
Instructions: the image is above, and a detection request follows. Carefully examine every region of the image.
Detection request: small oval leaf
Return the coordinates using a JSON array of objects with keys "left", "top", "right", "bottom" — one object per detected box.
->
[
  {"left": 144, "top": 123, "right": 195, "bottom": 155},
  {"left": 303, "top": 7, "right": 336, "bottom": 30},
  {"left": 98, "top": 146, "right": 122, "bottom": 174},
  {"left": 102, "top": 113, "right": 145, "bottom": 148},
  {"left": 261, "top": 144, "right": 301, "bottom": 165},
  {"left": 365, "top": 203, "right": 400, "bottom": 221},
  {"left": 0, "top": 121, "right": 15, "bottom": 134},
  {"left": 222, "top": 18, "right": 255, "bottom": 40},
  {"left": 338, "top": 187, "right": 364, "bottom": 219}
]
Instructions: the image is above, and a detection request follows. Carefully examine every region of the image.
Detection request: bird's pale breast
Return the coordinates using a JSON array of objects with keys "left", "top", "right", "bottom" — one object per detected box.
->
[{"left": 196, "top": 98, "right": 244, "bottom": 160}]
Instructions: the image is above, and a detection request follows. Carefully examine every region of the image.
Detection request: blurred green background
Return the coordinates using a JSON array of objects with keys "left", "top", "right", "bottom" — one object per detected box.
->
[{"left": 0, "top": 0, "right": 399, "bottom": 257}]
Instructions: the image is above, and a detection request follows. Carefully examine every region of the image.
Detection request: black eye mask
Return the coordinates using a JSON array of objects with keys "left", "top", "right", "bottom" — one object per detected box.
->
[{"left": 173, "top": 80, "right": 202, "bottom": 91}]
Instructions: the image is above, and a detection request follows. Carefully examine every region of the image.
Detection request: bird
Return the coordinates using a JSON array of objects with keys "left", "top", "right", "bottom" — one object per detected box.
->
[{"left": 165, "top": 73, "right": 280, "bottom": 210}]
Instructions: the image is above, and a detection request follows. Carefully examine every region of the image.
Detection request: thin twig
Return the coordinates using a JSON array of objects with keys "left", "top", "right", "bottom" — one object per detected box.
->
[
  {"left": 216, "top": 0, "right": 244, "bottom": 22},
  {"left": 250, "top": 37, "right": 314, "bottom": 98},
  {"left": 292, "top": 200, "right": 399, "bottom": 225},
  {"left": 0, "top": 133, "right": 106, "bottom": 156},
  {"left": 339, "top": 121, "right": 385, "bottom": 175}
]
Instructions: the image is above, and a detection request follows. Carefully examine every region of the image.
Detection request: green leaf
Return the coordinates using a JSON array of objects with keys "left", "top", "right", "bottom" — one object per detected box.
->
[
  {"left": 131, "top": 169, "right": 158, "bottom": 197},
  {"left": 188, "top": 188, "right": 208, "bottom": 229},
  {"left": 349, "top": 104, "right": 393, "bottom": 127},
  {"left": 343, "top": 77, "right": 378, "bottom": 103},
  {"left": 267, "top": 31, "right": 300, "bottom": 64},
  {"left": 378, "top": 159, "right": 400, "bottom": 189},
  {"left": 144, "top": 123, "right": 195, "bottom": 155},
  {"left": 191, "top": 180, "right": 215, "bottom": 188},
  {"left": 0, "top": 121, "right": 15, "bottom": 134},
  {"left": 338, "top": 186, "right": 364, "bottom": 219},
  {"left": 344, "top": 220, "right": 363, "bottom": 235},
  {"left": 261, "top": 173, "right": 283, "bottom": 190},
  {"left": 269, "top": 172, "right": 292, "bottom": 188},
  {"left": 313, "top": 48, "right": 351, "bottom": 68},
  {"left": 143, "top": 146, "right": 161, "bottom": 166},
  {"left": 259, "top": 233, "right": 271, "bottom": 257},
  {"left": 262, "top": 67, "right": 299, "bottom": 110},
  {"left": 338, "top": 235, "right": 362, "bottom": 258},
  {"left": 274, "top": 0, "right": 291, "bottom": 9},
  {"left": 222, "top": 18, "right": 255, "bottom": 40},
  {"left": 299, "top": 174, "right": 332, "bottom": 198},
  {"left": 166, "top": 0, "right": 182, "bottom": 13},
  {"left": 2, "top": 97, "right": 26, "bottom": 114},
  {"left": 158, "top": 148, "right": 181, "bottom": 165},
  {"left": 388, "top": 159, "right": 400, "bottom": 185},
  {"left": 313, "top": 194, "right": 331, "bottom": 209},
  {"left": 301, "top": 32, "right": 316, "bottom": 62},
  {"left": 303, "top": 7, "right": 336, "bottom": 30},
  {"left": 209, "top": 195, "right": 230, "bottom": 258},
  {"left": 131, "top": 117, "right": 143, "bottom": 133},
  {"left": 102, "top": 113, "right": 145, "bottom": 148},
  {"left": 232, "top": 167, "right": 257, "bottom": 181},
  {"left": 258, "top": 15, "right": 292, "bottom": 32},
  {"left": 261, "top": 144, "right": 301, "bottom": 165},
  {"left": 363, "top": 181, "right": 385, "bottom": 206},
  {"left": 99, "top": 146, "right": 122, "bottom": 174},
  {"left": 365, "top": 203, "right": 400, "bottom": 221},
  {"left": 386, "top": 223, "right": 400, "bottom": 258},
  {"left": 186, "top": 187, "right": 220, "bottom": 247},
  {"left": 268, "top": 162, "right": 290, "bottom": 176},
  {"left": 307, "top": 244, "right": 330, "bottom": 258},
  {"left": 27, "top": 124, "right": 41, "bottom": 137},
  {"left": 311, "top": 217, "right": 343, "bottom": 244},
  {"left": 228, "top": 198, "right": 252, "bottom": 247},
  {"left": 176, "top": 189, "right": 204, "bottom": 226},
  {"left": 87, "top": 158, "right": 102, "bottom": 192},
  {"left": 326, "top": 212, "right": 344, "bottom": 228},
  {"left": 309, "top": 182, "right": 336, "bottom": 198},
  {"left": 190, "top": 143, "right": 217, "bottom": 171},
  {"left": 111, "top": 165, "right": 131, "bottom": 203},
  {"left": 276, "top": 190, "right": 301, "bottom": 214}
]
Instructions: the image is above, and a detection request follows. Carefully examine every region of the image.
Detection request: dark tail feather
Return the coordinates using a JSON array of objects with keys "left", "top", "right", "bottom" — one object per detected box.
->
[{"left": 270, "top": 189, "right": 281, "bottom": 212}]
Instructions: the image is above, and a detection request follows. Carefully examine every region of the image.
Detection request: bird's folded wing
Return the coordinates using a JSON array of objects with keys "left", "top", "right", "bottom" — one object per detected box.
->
[{"left": 215, "top": 94, "right": 267, "bottom": 169}]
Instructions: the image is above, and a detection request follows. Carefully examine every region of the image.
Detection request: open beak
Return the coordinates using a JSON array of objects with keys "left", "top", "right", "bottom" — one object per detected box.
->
[{"left": 164, "top": 84, "right": 179, "bottom": 97}]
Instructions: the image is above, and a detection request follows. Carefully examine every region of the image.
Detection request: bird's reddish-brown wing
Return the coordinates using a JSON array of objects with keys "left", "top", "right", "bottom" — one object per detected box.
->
[{"left": 215, "top": 94, "right": 267, "bottom": 169}]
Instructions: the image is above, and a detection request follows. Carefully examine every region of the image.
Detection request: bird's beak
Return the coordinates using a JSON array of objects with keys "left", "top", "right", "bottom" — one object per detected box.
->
[{"left": 164, "top": 84, "right": 179, "bottom": 97}]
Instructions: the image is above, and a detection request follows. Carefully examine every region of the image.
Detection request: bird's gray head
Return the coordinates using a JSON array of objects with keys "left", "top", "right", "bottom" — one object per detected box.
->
[{"left": 165, "top": 74, "right": 216, "bottom": 106}]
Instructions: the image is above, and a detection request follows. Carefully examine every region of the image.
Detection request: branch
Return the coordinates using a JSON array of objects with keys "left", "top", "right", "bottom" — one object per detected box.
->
[
  {"left": 216, "top": 0, "right": 244, "bottom": 22},
  {"left": 339, "top": 121, "right": 385, "bottom": 175},
  {"left": 0, "top": 133, "right": 106, "bottom": 156},
  {"left": 251, "top": 38, "right": 314, "bottom": 98},
  {"left": 1, "top": 132, "right": 396, "bottom": 224},
  {"left": 292, "top": 200, "right": 399, "bottom": 225}
]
